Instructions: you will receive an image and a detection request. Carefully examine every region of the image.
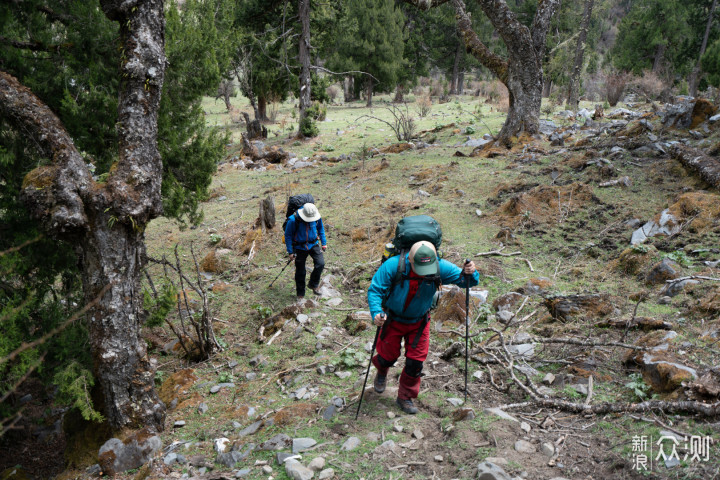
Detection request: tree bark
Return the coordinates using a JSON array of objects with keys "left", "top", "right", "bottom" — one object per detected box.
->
[
  {"left": 450, "top": 35, "right": 464, "bottom": 94},
  {"left": 689, "top": 0, "right": 717, "bottom": 97},
  {"left": 652, "top": 43, "right": 666, "bottom": 73},
  {"left": 1, "top": 0, "right": 167, "bottom": 431},
  {"left": 366, "top": 76, "right": 374, "bottom": 107},
  {"left": 458, "top": 70, "right": 465, "bottom": 94},
  {"left": 670, "top": 144, "right": 720, "bottom": 190},
  {"left": 566, "top": 0, "right": 594, "bottom": 111},
  {"left": 297, "top": 0, "right": 312, "bottom": 137},
  {"left": 445, "top": 0, "right": 559, "bottom": 146},
  {"left": 257, "top": 95, "right": 268, "bottom": 122},
  {"left": 393, "top": 84, "right": 405, "bottom": 103}
]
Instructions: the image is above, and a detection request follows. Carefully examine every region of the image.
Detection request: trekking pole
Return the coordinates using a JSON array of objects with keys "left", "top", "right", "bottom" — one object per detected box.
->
[
  {"left": 268, "top": 257, "right": 293, "bottom": 288},
  {"left": 464, "top": 259, "right": 471, "bottom": 403},
  {"left": 355, "top": 315, "right": 384, "bottom": 420}
]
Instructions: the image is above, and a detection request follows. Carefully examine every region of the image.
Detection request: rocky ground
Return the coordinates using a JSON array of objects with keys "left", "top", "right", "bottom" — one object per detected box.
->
[{"left": 3, "top": 94, "right": 720, "bottom": 480}]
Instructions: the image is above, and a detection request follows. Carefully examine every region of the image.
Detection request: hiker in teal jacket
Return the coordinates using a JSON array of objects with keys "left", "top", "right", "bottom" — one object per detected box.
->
[
  {"left": 285, "top": 203, "right": 327, "bottom": 299},
  {"left": 367, "top": 241, "right": 479, "bottom": 414}
]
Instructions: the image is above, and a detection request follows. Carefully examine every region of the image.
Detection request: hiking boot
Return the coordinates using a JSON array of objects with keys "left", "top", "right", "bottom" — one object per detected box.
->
[
  {"left": 311, "top": 287, "right": 322, "bottom": 295},
  {"left": 395, "top": 398, "right": 419, "bottom": 414},
  {"left": 373, "top": 374, "right": 386, "bottom": 393}
]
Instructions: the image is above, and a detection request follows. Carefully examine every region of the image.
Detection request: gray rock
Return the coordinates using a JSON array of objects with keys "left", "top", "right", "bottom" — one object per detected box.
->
[
  {"left": 570, "top": 383, "right": 588, "bottom": 396},
  {"left": 245, "top": 372, "right": 257, "bottom": 381},
  {"left": 539, "top": 120, "right": 558, "bottom": 135},
  {"left": 417, "top": 189, "right": 431, "bottom": 197},
  {"left": 285, "top": 460, "right": 315, "bottom": 480},
  {"left": 227, "top": 360, "right": 239, "bottom": 369},
  {"left": 514, "top": 440, "right": 536, "bottom": 454},
  {"left": 297, "top": 314, "right": 309, "bottom": 324},
  {"left": 173, "top": 420, "right": 186, "bottom": 428},
  {"left": 541, "top": 442, "right": 555, "bottom": 457},
  {"left": 341, "top": 436, "right": 361, "bottom": 451},
  {"left": 464, "top": 138, "right": 493, "bottom": 148},
  {"left": 197, "top": 403, "right": 209, "bottom": 415},
  {"left": 476, "top": 461, "right": 512, "bottom": 480},
  {"left": 658, "top": 296, "right": 672, "bottom": 305},
  {"left": 163, "top": 453, "right": 179, "bottom": 466},
  {"left": 393, "top": 423, "right": 403, "bottom": 433},
  {"left": 318, "top": 468, "right": 335, "bottom": 480},
  {"left": 631, "top": 209, "right": 681, "bottom": 245},
  {"left": 646, "top": 258, "right": 680, "bottom": 285},
  {"left": 484, "top": 457, "right": 509, "bottom": 466},
  {"left": 316, "top": 365, "right": 327, "bottom": 375},
  {"left": 497, "top": 310, "right": 514, "bottom": 323},
  {"left": 322, "top": 404, "right": 336, "bottom": 421},
  {"left": 472, "top": 371, "right": 484, "bottom": 382},
  {"left": 262, "top": 465, "right": 273, "bottom": 474},
  {"left": 434, "top": 455, "right": 444, "bottom": 462},
  {"left": 332, "top": 396, "right": 345, "bottom": 407},
  {"left": 335, "top": 371, "right": 352, "bottom": 379},
  {"left": 295, "top": 387, "right": 308, "bottom": 399},
  {"left": 216, "top": 444, "right": 254, "bottom": 468},
  {"left": 86, "top": 464, "right": 101, "bottom": 475},
  {"left": 507, "top": 344, "right": 535, "bottom": 358},
  {"left": 259, "top": 433, "right": 292, "bottom": 451},
  {"left": 447, "top": 397, "right": 464, "bottom": 407},
  {"left": 484, "top": 407, "right": 519, "bottom": 422},
  {"left": 293, "top": 438, "right": 317, "bottom": 453},
  {"left": 235, "top": 468, "right": 251, "bottom": 477},
  {"left": 308, "top": 457, "right": 326, "bottom": 471},
  {"left": 662, "top": 279, "right": 700, "bottom": 297},
  {"left": 366, "top": 432, "right": 381, "bottom": 442},
  {"left": 237, "top": 420, "right": 263, "bottom": 437},
  {"left": 543, "top": 373, "right": 555, "bottom": 385},
  {"left": 249, "top": 355, "right": 267, "bottom": 367},
  {"left": 515, "top": 364, "right": 540, "bottom": 378}
]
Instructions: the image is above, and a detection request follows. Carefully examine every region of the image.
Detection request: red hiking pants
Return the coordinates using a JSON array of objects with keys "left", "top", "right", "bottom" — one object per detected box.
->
[{"left": 372, "top": 318, "right": 430, "bottom": 400}]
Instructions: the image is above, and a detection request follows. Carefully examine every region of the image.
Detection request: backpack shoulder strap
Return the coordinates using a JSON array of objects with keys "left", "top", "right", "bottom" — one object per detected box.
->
[{"left": 381, "top": 250, "right": 406, "bottom": 309}]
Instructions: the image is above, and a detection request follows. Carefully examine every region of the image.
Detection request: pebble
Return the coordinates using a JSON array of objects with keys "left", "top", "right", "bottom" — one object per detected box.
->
[
  {"left": 292, "top": 438, "right": 317, "bottom": 454},
  {"left": 197, "top": 403, "right": 209, "bottom": 415},
  {"left": 541, "top": 442, "right": 555, "bottom": 457},
  {"left": 386, "top": 411, "right": 396, "bottom": 419},
  {"left": 335, "top": 371, "right": 352, "bottom": 379},
  {"left": 341, "top": 436, "right": 361, "bottom": 451},
  {"left": 235, "top": 468, "right": 251, "bottom": 478},
  {"left": 227, "top": 360, "right": 239, "bottom": 369},
  {"left": 245, "top": 372, "right": 257, "bottom": 381},
  {"left": 393, "top": 423, "right": 403, "bottom": 433},
  {"left": 514, "top": 440, "right": 536, "bottom": 454},
  {"left": 262, "top": 466, "right": 273, "bottom": 474},
  {"left": 316, "top": 365, "right": 327, "bottom": 375},
  {"left": 542, "top": 373, "right": 555, "bottom": 385},
  {"left": 285, "top": 460, "right": 314, "bottom": 480},
  {"left": 173, "top": 421, "right": 186, "bottom": 428},
  {"left": 297, "top": 313, "right": 309, "bottom": 324},
  {"left": 447, "top": 397, "right": 464, "bottom": 407},
  {"left": 472, "top": 371, "right": 484, "bottom": 382},
  {"left": 520, "top": 422, "right": 531, "bottom": 433},
  {"left": 308, "top": 457, "right": 326, "bottom": 471},
  {"left": 322, "top": 404, "right": 336, "bottom": 421},
  {"left": 485, "top": 457, "right": 509, "bottom": 466},
  {"left": 318, "top": 468, "right": 335, "bottom": 480},
  {"left": 412, "top": 429, "right": 424, "bottom": 440},
  {"left": 434, "top": 455, "right": 444, "bottom": 462}
]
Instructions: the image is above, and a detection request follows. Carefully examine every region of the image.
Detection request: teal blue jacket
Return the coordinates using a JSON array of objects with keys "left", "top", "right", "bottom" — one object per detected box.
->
[{"left": 367, "top": 254, "right": 479, "bottom": 323}]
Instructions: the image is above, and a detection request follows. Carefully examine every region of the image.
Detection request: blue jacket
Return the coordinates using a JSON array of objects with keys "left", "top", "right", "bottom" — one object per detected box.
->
[
  {"left": 368, "top": 254, "right": 480, "bottom": 323},
  {"left": 284, "top": 213, "right": 327, "bottom": 253}
]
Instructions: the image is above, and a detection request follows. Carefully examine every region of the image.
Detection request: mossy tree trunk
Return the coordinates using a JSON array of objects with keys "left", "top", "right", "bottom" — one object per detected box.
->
[
  {"left": 297, "top": 0, "right": 312, "bottom": 138},
  {"left": 0, "top": 0, "right": 167, "bottom": 431}
]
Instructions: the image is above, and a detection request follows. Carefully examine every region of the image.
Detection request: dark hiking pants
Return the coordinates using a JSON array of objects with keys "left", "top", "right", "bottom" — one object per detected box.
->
[{"left": 294, "top": 243, "right": 325, "bottom": 297}]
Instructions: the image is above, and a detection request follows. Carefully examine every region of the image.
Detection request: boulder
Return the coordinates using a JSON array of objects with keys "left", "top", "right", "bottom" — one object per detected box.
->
[
  {"left": 285, "top": 460, "right": 315, "bottom": 480},
  {"left": 631, "top": 210, "right": 681, "bottom": 245},
  {"left": 258, "top": 433, "right": 292, "bottom": 451},
  {"left": 98, "top": 429, "right": 162, "bottom": 476},
  {"left": 476, "top": 461, "right": 512, "bottom": 480},
  {"left": 645, "top": 258, "right": 680, "bottom": 285}
]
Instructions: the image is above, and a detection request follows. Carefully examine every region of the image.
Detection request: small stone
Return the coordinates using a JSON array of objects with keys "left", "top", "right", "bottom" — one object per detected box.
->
[
  {"left": 476, "top": 461, "right": 512, "bottom": 480},
  {"left": 434, "top": 455, "right": 443, "bottom": 462},
  {"left": 285, "top": 460, "right": 314, "bottom": 480},
  {"left": 210, "top": 385, "right": 221, "bottom": 394},
  {"left": 447, "top": 397, "right": 464, "bottom": 407},
  {"left": 173, "top": 420, "right": 186, "bottom": 428},
  {"left": 235, "top": 468, "right": 251, "bottom": 478},
  {"left": 297, "top": 313, "right": 309, "bottom": 324},
  {"left": 335, "top": 371, "right": 351, "bottom": 379},
  {"left": 318, "top": 468, "right": 335, "bottom": 480},
  {"left": 658, "top": 296, "right": 672, "bottom": 305},
  {"left": 393, "top": 423, "right": 403, "bottom": 433},
  {"left": 292, "top": 438, "right": 317, "bottom": 454},
  {"left": 198, "top": 403, "right": 209, "bottom": 414},
  {"left": 386, "top": 411, "right": 396, "bottom": 419},
  {"left": 366, "top": 432, "right": 381, "bottom": 442},
  {"left": 277, "top": 452, "right": 300, "bottom": 464},
  {"left": 520, "top": 422, "right": 531, "bottom": 433},
  {"left": 316, "top": 366, "right": 327, "bottom": 375},
  {"left": 238, "top": 420, "right": 263, "bottom": 437},
  {"left": 322, "top": 404, "right": 336, "bottom": 421},
  {"left": 214, "top": 437, "right": 231, "bottom": 453},
  {"left": 514, "top": 440, "right": 536, "bottom": 454},
  {"left": 341, "top": 436, "right": 361, "bottom": 451},
  {"left": 164, "top": 453, "right": 179, "bottom": 466},
  {"left": 308, "top": 457, "right": 326, "bottom": 471},
  {"left": 570, "top": 383, "right": 588, "bottom": 395},
  {"left": 541, "top": 442, "right": 555, "bottom": 457},
  {"left": 295, "top": 387, "right": 307, "bottom": 398},
  {"left": 485, "top": 457, "right": 509, "bottom": 466},
  {"left": 262, "top": 466, "right": 273, "bottom": 474},
  {"left": 472, "top": 371, "right": 484, "bottom": 382},
  {"left": 246, "top": 372, "right": 257, "bottom": 381},
  {"left": 542, "top": 373, "right": 555, "bottom": 385},
  {"left": 484, "top": 407, "right": 519, "bottom": 423},
  {"left": 412, "top": 429, "right": 424, "bottom": 440}
]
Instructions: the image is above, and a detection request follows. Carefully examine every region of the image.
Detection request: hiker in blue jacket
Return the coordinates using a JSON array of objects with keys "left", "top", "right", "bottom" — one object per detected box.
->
[
  {"left": 367, "top": 241, "right": 479, "bottom": 414},
  {"left": 284, "top": 203, "right": 327, "bottom": 299}
]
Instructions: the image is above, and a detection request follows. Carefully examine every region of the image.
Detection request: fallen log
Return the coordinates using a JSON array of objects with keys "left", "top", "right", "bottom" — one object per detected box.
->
[{"left": 670, "top": 144, "right": 720, "bottom": 190}]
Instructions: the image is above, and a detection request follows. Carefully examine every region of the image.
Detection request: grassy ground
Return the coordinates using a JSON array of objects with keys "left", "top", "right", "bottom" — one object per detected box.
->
[{"left": 104, "top": 91, "right": 720, "bottom": 479}]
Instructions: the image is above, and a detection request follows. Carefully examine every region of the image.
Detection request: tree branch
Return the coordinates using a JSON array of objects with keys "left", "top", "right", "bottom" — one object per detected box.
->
[
  {"left": 0, "top": 70, "right": 91, "bottom": 235},
  {"left": 451, "top": 0, "right": 508, "bottom": 83},
  {"left": 530, "top": 0, "right": 561, "bottom": 58}
]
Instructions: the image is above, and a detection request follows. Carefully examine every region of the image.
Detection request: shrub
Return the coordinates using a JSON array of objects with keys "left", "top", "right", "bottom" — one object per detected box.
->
[
  {"left": 412, "top": 85, "right": 425, "bottom": 96},
  {"left": 605, "top": 73, "right": 627, "bottom": 106},
  {"left": 630, "top": 71, "right": 668, "bottom": 101},
  {"left": 416, "top": 95, "right": 432, "bottom": 117}
]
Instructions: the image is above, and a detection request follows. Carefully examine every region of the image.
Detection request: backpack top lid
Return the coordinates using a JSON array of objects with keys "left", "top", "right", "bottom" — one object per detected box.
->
[
  {"left": 285, "top": 193, "right": 315, "bottom": 219},
  {"left": 393, "top": 215, "right": 442, "bottom": 250}
]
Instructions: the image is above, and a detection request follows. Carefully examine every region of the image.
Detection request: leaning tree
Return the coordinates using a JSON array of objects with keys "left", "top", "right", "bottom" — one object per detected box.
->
[
  {"left": 0, "top": 0, "right": 167, "bottom": 430},
  {"left": 407, "top": 0, "right": 560, "bottom": 146}
]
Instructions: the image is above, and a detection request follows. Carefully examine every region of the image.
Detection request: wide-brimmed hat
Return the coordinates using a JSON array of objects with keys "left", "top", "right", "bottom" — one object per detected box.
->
[
  {"left": 298, "top": 203, "right": 321, "bottom": 222},
  {"left": 409, "top": 241, "right": 438, "bottom": 276}
]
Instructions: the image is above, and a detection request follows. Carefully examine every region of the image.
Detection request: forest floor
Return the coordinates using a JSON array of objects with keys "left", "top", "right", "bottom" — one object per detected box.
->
[{"left": 8, "top": 91, "right": 720, "bottom": 480}]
